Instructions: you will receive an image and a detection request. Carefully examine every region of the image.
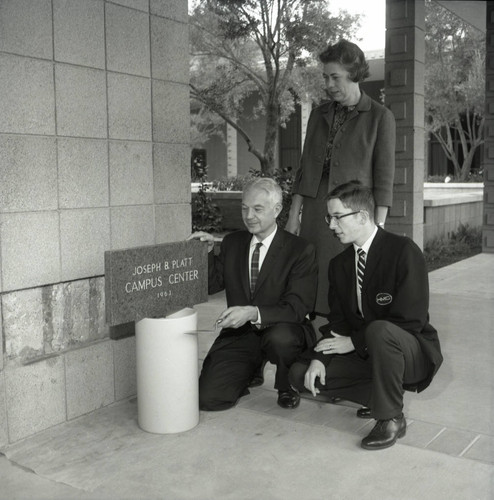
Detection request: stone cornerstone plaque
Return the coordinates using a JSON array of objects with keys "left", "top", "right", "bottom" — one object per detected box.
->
[{"left": 105, "top": 240, "right": 208, "bottom": 326}]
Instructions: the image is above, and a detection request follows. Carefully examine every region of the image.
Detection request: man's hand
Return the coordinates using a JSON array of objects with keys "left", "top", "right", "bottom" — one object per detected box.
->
[
  {"left": 314, "top": 331, "right": 355, "bottom": 355},
  {"left": 304, "top": 360, "right": 326, "bottom": 397},
  {"left": 216, "top": 306, "right": 258, "bottom": 330},
  {"left": 187, "top": 231, "right": 215, "bottom": 252}
]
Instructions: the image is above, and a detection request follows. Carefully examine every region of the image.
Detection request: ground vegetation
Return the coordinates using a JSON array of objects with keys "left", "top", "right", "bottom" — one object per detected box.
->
[{"left": 424, "top": 223, "right": 482, "bottom": 271}]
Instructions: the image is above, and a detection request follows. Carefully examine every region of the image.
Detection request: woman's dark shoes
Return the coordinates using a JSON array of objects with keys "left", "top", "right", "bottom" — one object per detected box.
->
[
  {"left": 249, "top": 360, "right": 267, "bottom": 387},
  {"left": 248, "top": 373, "right": 264, "bottom": 387},
  {"left": 361, "top": 414, "right": 406, "bottom": 450},
  {"left": 277, "top": 389, "right": 300, "bottom": 409},
  {"left": 356, "top": 406, "right": 372, "bottom": 419}
]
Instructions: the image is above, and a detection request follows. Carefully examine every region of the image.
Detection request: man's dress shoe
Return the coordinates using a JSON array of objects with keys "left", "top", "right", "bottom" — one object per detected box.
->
[
  {"left": 361, "top": 414, "right": 406, "bottom": 450},
  {"left": 277, "top": 389, "right": 300, "bottom": 409},
  {"left": 356, "top": 406, "right": 372, "bottom": 419}
]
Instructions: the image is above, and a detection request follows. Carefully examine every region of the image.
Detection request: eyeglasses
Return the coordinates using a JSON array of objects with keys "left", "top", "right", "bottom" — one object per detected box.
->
[{"left": 325, "top": 210, "right": 361, "bottom": 226}]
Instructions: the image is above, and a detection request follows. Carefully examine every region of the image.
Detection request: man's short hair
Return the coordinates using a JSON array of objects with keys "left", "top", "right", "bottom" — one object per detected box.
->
[
  {"left": 318, "top": 39, "right": 370, "bottom": 83},
  {"left": 327, "top": 180, "right": 375, "bottom": 220},
  {"left": 243, "top": 177, "right": 283, "bottom": 206}
]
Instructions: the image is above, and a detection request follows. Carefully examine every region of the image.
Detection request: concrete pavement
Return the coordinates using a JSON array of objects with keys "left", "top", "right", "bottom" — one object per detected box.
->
[{"left": 1, "top": 253, "right": 493, "bottom": 499}]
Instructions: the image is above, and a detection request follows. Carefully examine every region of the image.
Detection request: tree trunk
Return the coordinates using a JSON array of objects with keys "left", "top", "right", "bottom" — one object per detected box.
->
[
  {"left": 459, "top": 152, "right": 475, "bottom": 181},
  {"left": 262, "top": 100, "right": 279, "bottom": 174},
  {"left": 432, "top": 127, "right": 461, "bottom": 176},
  {"left": 432, "top": 123, "right": 483, "bottom": 181}
]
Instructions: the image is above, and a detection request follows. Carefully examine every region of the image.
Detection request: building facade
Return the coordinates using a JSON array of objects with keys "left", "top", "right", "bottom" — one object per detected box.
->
[{"left": 0, "top": 0, "right": 191, "bottom": 445}]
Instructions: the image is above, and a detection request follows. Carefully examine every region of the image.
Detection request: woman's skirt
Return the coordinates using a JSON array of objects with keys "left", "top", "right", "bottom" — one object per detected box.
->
[{"left": 299, "top": 176, "right": 347, "bottom": 316}]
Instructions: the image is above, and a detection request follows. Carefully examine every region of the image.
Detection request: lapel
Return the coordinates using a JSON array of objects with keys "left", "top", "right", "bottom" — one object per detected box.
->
[
  {"left": 322, "top": 101, "right": 336, "bottom": 127},
  {"left": 251, "top": 227, "right": 284, "bottom": 298},
  {"left": 239, "top": 232, "right": 252, "bottom": 299},
  {"left": 362, "top": 228, "right": 386, "bottom": 290},
  {"left": 341, "top": 248, "right": 359, "bottom": 311},
  {"left": 351, "top": 90, "right": 371, "bottom": 116},
  {"left": 325, "top": 90, "right": 372, "bottom": 125}
]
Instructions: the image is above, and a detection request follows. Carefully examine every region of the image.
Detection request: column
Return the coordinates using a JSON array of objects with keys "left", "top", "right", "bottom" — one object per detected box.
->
[
  {"left": 385, "top": 0, "right": 426, "bottom": 247},
  {"left": 483, "top": 1, "right": 494, "bottom": 252}
]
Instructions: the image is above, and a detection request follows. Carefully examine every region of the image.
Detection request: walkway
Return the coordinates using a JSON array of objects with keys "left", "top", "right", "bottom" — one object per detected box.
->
[{"left": 1, "top": 253, "right": 493, "bottom": 499}]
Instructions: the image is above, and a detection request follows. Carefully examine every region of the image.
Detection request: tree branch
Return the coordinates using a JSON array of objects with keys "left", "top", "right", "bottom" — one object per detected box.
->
[{"left": 190, "top": 83, "right": 265, "bottom": 164}]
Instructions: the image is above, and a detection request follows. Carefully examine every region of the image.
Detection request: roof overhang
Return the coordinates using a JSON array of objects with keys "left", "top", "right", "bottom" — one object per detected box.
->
[{"left": 434, "top": 1, "right": 486, "bottom": 32}]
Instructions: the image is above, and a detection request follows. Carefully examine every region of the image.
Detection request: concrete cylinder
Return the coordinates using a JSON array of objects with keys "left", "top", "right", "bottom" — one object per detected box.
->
[{"left": 135, "top": 308, "right": 199, "bottom": 434}]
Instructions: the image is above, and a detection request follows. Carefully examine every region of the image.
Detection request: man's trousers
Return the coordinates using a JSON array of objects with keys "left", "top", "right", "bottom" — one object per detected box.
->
[
  {"left": 200, "top": 322, "right": 307, "bottom": 411},
  {"left": 289, "top": 320, "right": 431, "bottom": 419}
]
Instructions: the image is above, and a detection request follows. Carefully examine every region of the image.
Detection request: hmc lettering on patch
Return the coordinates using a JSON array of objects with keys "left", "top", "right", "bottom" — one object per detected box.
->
[{"left": 376, "top": 293, "right": 392, "bottom": 306}]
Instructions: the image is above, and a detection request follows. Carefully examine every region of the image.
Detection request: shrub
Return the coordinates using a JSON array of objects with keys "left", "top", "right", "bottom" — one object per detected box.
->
[
  {"left": 426, "top": 175, "right": 449, "bottom": 183},
  {"left": 451, "top": 223, "right": 482, "bottom": 249},
  {"left": 424, "top": 223, "right": 482, "bottom": 271},
  {"left": 426, "top": 171, "right": 483, "bottom": 183},
  {"left": 191, "top": 187, "right": 223, "bottom": 232},
  {"left": 211, "top": 176, "right": 249, "bottom": 191},
  {"left": 211, "top": 167, "right": 294, "bottom": 228},
  {"left": 190, "top": 157, "right": 223, "bottom": 232}
]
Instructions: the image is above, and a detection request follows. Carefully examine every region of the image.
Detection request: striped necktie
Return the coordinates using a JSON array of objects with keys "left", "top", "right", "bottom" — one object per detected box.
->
[
  {"left": 250, "top": 242, "right": 263, "bottom": 295},
  {"left": 357, "top": 248, "right": 366, "bottom": 292}
]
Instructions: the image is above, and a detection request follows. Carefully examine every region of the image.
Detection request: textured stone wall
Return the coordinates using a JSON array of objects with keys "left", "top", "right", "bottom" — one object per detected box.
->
[
  {"left": 2, "top": 279, "right": 107, "bottom": 365},
  {"left": 0, "top": 0, "right": 190, "bottom": 444}
]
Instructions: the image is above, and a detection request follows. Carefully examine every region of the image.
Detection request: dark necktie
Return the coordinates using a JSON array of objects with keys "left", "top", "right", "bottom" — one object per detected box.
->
[
  {"left": 250, "top": 242, "right": 263, "bottom": 295},
  {"left": 357, "top": 248, "right": 366, "bottom": 292}
]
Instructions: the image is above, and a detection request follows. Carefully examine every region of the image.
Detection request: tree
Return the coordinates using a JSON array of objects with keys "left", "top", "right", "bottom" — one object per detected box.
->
[
  {"left": 425, "top": 0, "right": 485, "bottom": 181},
  {"left": 190, "top": 105, "right": 225, "bottom": 148},
  {"left": 189, "top": 0, "right": 359, "bottom": 174}
]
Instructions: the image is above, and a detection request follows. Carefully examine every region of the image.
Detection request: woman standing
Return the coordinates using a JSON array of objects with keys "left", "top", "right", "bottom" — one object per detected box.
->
[{"left": 286, "top": 39, "right": 396, "bottom": 316}]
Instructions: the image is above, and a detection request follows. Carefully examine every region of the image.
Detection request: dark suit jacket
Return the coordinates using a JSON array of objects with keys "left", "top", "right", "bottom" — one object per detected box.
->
[
  {"left": 293, "top": 91, "right": 396, "bottom": 207},
  {"left": 208, "top": 228, "right": 318, "bottom": 346},
  {"left": 315, "top": 228, "right": 443, "bottom": 392}
]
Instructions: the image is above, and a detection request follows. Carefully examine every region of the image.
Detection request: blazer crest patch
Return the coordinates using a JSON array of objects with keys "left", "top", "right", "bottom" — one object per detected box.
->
[{"left": 376, "top": 292, "right": 392, "bottom": 306}]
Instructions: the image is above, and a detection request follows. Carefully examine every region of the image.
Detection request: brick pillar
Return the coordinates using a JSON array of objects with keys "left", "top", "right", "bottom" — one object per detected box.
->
[
  {"left": 385, "top": 0, "right": 425, "bottom": 248},
  {"left": 483, "top": 2, "right": 494, "bottom": 252}
]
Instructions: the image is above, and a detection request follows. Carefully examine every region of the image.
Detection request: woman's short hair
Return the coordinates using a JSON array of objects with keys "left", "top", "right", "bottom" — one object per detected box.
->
[
  {"left": 243, "top": 177, "right": 283, "bottom": 206},
  {"left": 318, "top": 39, "right": 370, "bottom": 83},
  {"left": 327, "top": 180, "right": 375, "bottom": 220}
]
